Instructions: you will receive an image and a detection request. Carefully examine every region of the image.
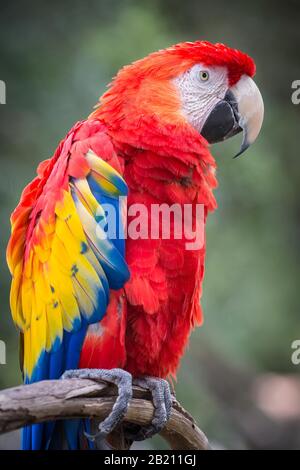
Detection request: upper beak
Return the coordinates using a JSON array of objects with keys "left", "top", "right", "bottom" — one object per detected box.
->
[{"left": 201, "top": 75, "right": 264, "bottom": 158}]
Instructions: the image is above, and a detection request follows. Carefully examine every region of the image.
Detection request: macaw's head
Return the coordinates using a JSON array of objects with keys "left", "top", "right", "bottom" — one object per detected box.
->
[{"left": 94, "top": 41, "right": 264, "bottom": 158}]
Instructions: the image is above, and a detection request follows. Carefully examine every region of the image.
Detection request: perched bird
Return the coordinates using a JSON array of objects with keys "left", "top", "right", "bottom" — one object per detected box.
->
[{"left": 7, "top": 40, "right": 263, "bottom": 450}]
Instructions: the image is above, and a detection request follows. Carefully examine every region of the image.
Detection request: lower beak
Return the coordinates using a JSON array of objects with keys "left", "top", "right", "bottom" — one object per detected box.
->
[{"left": 201, "top": 75, "right": 264, "bottom": 157}]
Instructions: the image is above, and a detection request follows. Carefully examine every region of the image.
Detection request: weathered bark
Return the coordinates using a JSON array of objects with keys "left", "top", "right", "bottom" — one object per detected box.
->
[{"left": 0, "top": 379, "right": 209, "bottom": 450}]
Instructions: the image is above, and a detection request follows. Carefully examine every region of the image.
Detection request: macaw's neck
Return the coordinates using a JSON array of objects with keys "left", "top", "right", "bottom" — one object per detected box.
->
[{"left": 90, "top": 108, "right": 218, "bottom": 211}]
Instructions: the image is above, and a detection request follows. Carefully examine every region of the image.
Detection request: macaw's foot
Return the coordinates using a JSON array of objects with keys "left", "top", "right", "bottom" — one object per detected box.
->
[
  {"left": 61, "top": 368, "right": 132, "bottom": 440},
  {"left": 126, "top": 377, "right": 173, "bottom": 441}
]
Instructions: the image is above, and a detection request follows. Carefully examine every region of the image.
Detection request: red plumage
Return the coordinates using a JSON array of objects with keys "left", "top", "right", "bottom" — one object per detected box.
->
[{"left": 79, "top": 41, "right": 255, "bottom": 379}]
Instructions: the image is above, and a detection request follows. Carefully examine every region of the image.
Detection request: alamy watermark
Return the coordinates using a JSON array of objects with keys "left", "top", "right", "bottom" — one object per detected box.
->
[
  {"left": 95, "top": 198, "right": 205, "bottom": 251},
  {"left": 291, "top": 339, "right": 300, "bottom": 365},
  {"left": 0, "top": 340, "right": 6, "bottom": 365},
  {"left": 0, "top": 80, "right": 6, "bottom": 104},
  {"left": 291, "top": 80, "right": 300, "bottom": 104}
]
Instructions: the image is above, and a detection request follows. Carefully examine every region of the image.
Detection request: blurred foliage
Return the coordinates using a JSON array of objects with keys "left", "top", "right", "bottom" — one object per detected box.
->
[{"left": 0, "top": 0, "right": 300, "bottom": 449}]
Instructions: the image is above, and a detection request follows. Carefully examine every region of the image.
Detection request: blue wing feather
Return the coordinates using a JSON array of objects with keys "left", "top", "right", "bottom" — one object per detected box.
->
[{"left": 21, "top": 148, "right": 129, "bottom": 450}]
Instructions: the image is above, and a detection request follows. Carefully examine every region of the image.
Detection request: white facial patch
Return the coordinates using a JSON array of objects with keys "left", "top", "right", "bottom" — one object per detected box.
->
[{"left": 173, "top": 64, "right": 229, "bottom": 133}]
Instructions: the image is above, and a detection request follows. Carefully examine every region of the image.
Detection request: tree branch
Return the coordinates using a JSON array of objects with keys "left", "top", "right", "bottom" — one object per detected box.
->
[{"left": 0, "top": 379, "right": 210, "bottom": 450}]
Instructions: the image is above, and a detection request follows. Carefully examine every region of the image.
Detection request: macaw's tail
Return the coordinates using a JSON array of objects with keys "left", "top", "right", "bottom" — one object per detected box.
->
[
  {"left": 21, "top": 419, "right": 95, "bottom": 450},
  {"left": 20, "top": 320, "right": 90, "bottom": 450}
]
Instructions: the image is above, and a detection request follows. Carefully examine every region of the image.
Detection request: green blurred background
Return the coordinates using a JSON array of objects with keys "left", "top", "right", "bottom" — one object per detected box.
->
[{"left": 0, "top": 0, "right": 300, "bottom": 449}]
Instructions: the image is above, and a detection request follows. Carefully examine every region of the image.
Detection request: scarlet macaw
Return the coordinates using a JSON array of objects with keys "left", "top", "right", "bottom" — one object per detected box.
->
[{"left": 7, "top": 41, "right": 263, "bottom": 449}]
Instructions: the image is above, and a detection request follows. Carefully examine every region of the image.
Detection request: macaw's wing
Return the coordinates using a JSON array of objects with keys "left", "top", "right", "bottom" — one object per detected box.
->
[{"left": 6, "top": 119, "right": 129, "bottom": 448}]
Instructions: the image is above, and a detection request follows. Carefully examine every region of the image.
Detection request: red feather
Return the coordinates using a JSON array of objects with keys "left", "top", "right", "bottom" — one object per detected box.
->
[{"left": 81, "top": 41, "right": 255, "bottom": 378}]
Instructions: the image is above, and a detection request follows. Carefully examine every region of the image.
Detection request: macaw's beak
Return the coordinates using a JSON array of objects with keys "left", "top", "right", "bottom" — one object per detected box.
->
[{"left": 201, "top": 75, "right": 264, "bottom": 158}]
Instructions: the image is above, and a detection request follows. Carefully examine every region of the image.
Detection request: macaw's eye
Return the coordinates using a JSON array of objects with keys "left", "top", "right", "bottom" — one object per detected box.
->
[{"left": 200, "top": 70, "right": 209, "bottom": 81}]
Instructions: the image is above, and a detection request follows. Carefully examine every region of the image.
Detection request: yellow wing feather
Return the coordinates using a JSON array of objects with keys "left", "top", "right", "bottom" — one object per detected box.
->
[{"left": 7, "top": 125, "right": 129, "bottom": 382}]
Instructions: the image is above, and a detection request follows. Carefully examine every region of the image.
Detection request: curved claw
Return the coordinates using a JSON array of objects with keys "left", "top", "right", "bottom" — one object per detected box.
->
[
  {"left": 128, "top": 377, "right": 173, "bottom": 441},
  {"left": 61, "top": 368, "right": 132, "bottom": 440}
]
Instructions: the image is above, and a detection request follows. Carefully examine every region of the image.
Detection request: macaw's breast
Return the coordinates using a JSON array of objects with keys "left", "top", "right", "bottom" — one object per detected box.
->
[{"left": 113, "top": 126, "right": 217, "bottom": 378}]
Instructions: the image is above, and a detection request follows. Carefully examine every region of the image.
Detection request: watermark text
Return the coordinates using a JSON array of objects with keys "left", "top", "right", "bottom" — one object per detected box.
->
[
  {"left": 291, "top": 339, "right": 300, "bottom": 365},
  {"left": 95, "top": 199, "right": 205, "bottom": 251},
  {"left": 291, "top": 80, "right": 300, "bottom": 104},
  {"left": 0, "top": 340, "right": 6, "bottom": 365},
  {"left": 0, "top": 80, "right": 6, "bottom": 104}
]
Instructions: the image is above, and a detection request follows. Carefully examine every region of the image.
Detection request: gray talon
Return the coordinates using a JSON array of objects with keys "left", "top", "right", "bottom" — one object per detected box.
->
[
  {"left": 61, "top": 368, "right": 132, "bottom": 440},
  {"left": 129, "top": 376, "right": 173, "bottom": 441}
]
